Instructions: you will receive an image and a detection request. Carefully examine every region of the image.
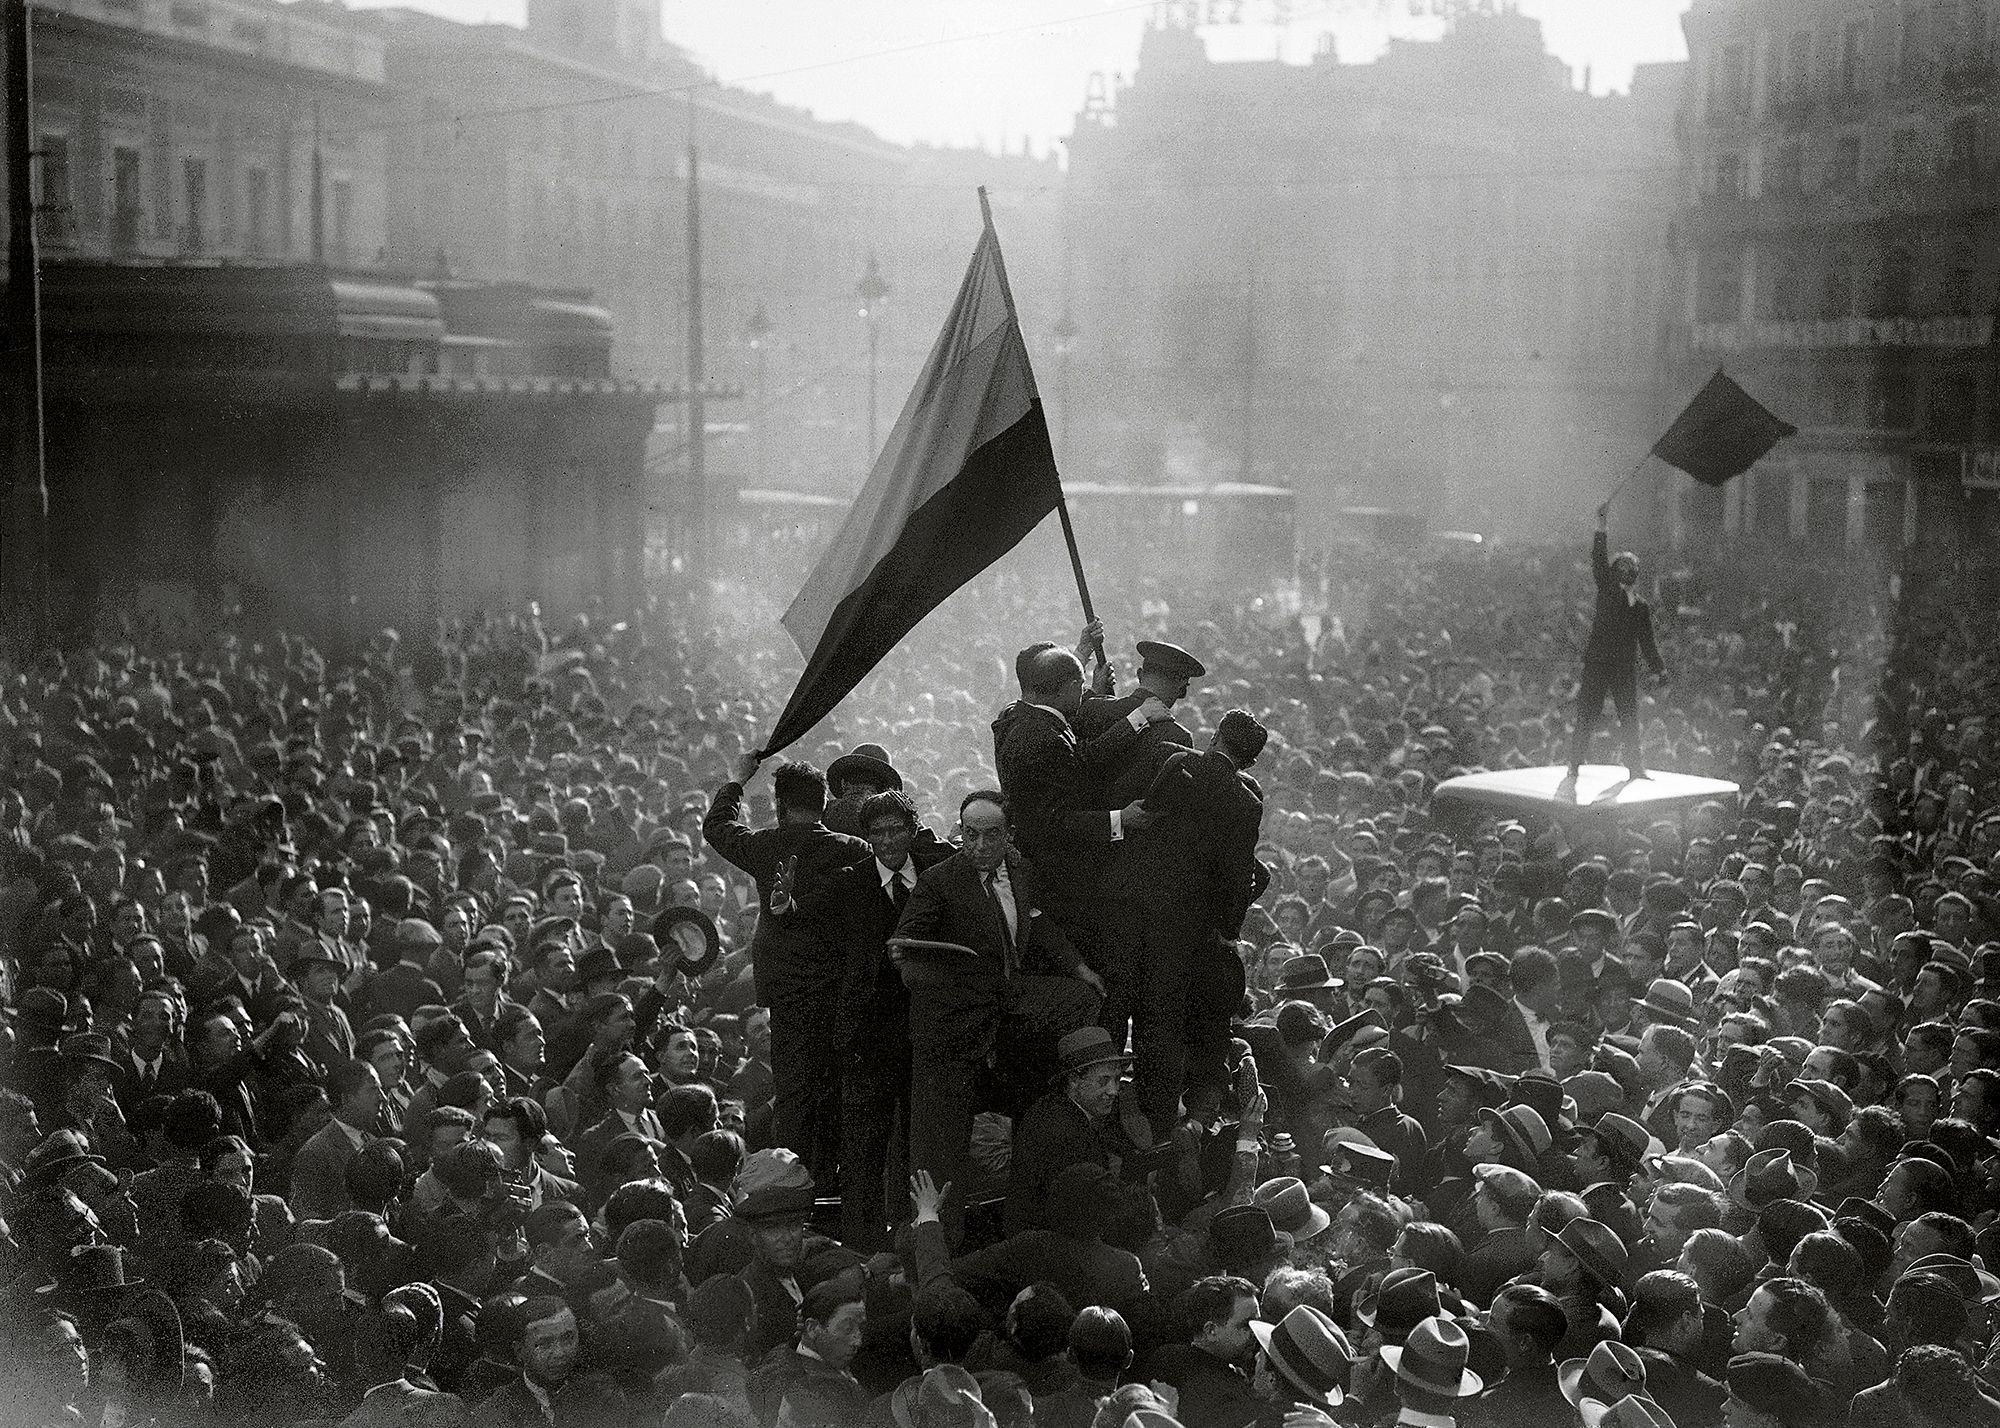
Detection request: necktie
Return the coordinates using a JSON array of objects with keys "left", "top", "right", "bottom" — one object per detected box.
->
[
  {"left": 888, "top": 872, "right": 910, "bottom": 915},
  {"left": 986, "top": 869, "right": 1017, "bottom": 973}
]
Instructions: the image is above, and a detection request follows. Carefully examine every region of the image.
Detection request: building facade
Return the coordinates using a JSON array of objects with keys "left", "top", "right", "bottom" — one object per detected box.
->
[
  {"left": 1062, "top": 11, "right": 1685, "bottom": 546},
  {"left": 9, "top": 0, "right": 387, "bottom": 269},
  {"left": 376, "top": 0, "right": 1064, "bottom": 499},
  {"left": 1672, "top": 0, "right": 2000, "bottom": 555}
]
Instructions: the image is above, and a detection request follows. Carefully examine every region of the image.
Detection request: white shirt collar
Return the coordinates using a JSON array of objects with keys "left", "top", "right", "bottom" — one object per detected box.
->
[
  {"left": 1513, "top": 996, "right": 1547, "bottom": 1027},
  {"left": 333, "top": 1116, "right": 367, "bottom": 1150},
  {"left": 876, "top": 858, "right": 911, "bottom": 891}
]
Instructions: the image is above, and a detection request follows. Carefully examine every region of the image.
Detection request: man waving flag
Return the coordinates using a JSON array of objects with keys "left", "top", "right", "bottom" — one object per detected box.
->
[{"left": 760, "top": 195, "right": 1066, "bottom": 759}]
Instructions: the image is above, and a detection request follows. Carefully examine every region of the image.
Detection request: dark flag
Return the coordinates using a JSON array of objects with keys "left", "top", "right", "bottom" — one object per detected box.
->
[
  {"left": 1650, "top": 369, "right": 1797, "bottom": 486},
  {"left": 760, "top": 209, "right": 1063, "bottom": 758}
]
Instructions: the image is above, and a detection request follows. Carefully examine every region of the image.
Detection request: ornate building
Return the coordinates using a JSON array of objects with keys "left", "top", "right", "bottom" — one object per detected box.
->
[
  {"left": 1063, "top": 10, "right": 1684, "bottom": 545},
  {"left": 1671, "top": 0, "right": 2000, "bottom": 553}
]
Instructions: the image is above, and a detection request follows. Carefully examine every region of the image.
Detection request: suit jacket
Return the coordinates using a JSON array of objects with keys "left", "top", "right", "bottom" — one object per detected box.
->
[
  {"left": 1138, "top": 1345, "right": 1263, "bottom": 1428},
  {"left": 1461, "top": 1226, "right": 1541, "bottom": 1307},
  {"left": 295, "top": 996, "right": 356, "bottom": 1076},
  {"left": 111, "top": 1041, "right": 190, "bottom": 1115},
  {"left": 475, "top": 1374, "right": 624, "bottom": 1428},
  {"left": 1105, "top": 746, "right": 1265, "bottom": 938},
  {"left": 363, "top": 962, "right": 447, "bottom": 1026},
  {"left": 1072, "top": 692, "right": 1194, "bottom": 809},
  {"left": 991, "top": 700, "right": 1143, "bottom": 918},
  {"left": 1469, "top": 1359, "right": 1567, "bottom": 1428},
  {"left": 748, "top": 1344, "right": 871, "bottom": 1428},
  {"left": 338, "top": 1376, "right": 467, "bottom": 1428},
  {"left": 795, "top": 849, "right": 950, "bottom": 1045},
  {"left": 702, "top": 780, "right": 870, "bottom": 1002},
  {"left": 893, "top": 850, "right": 1083, "bottom": 981},
  {"left": 1004, "top": 1093, "right": 1109, "bottom": 1236},
  {"left": 290, "top": 1116, "right": 372, "bottom": 1222},
  {"left": 573, "top": 1107, "right": 663, "bottom": 1184},
  {"left": 1583, "top": 529, "right": 1665, "bottom": 675}
]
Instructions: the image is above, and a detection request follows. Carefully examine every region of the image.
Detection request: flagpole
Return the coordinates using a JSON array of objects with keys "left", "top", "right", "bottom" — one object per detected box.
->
[
  {"left": 1604, "top": 452, "right": 1653, "bottom": 508},
  {"left": 977, "top": 186, "right": 1102, "bottom": 649}
]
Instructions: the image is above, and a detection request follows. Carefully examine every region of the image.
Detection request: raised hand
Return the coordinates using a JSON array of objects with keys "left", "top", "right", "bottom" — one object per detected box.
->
[
  {"left": 910, "top": 1169, "right": 949, "bottom": 1223},
  {"left": 770, "top": 856, "right": 798, "bottom": 913}
]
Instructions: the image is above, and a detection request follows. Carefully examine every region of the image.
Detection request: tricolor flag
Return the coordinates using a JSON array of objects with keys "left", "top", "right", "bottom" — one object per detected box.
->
[
  {"left": 760, "top": 204, "right": 1065, "bottom": 758},
  {"left": 1651, "top": 369, "right": 1798, "bottom": 486}
]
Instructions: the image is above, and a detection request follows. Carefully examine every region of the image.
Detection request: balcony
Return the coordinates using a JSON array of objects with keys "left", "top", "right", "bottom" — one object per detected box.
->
[
  {"left": 1692, "top": 314, "right": 1995, "bottom": 354},
  {"left": 1943, "top": 59, "right": 1998, "bottom": 94},
  {"left": 30, "top": 0, "right": 386, "bottom": 84}
]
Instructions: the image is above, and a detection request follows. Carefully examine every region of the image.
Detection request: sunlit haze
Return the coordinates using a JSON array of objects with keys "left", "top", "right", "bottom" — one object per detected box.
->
[{"left": 345, "top": 0, "right": 1693, "bottom": 152}]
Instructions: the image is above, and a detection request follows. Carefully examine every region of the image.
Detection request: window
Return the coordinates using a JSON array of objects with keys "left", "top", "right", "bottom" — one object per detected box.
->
[
  {"left": 1815, "top": 368, "right": 1860, "bottom": 424},
  {"left": 1770, "top": 140, "right": 1804, "bottom": 194},
  {"left": 1786, "top": 30, "right": 1813, "bottom": 105},
  {"left": 1841, "top": 21, "right": 1867, "bottom": 93},
  {"left": 1948, "top": 114, "right": 1978, "bottom": 177},
  {"left": 1929, "top": 370, "right": 1977, "bottom": 437},
  {"left": 181, "top": 157, "right": 206, "bottom": 253},
  {"left": 1715, "top": 150, "right": 1744, "bottom": 198},
  {"left": 1889, "top": 128, "right": 1920, "bottom": 181},
  {"left": 1873, "top": 367, "right": 1915, "bottom": 428},
  {"left": 1766, "top": 251, "right": 1809, "bottom": 319},
  {"left": 331, "top": 179, "right": 352, "bottom": 261},
  {"left": 111, "top": 146, "right": 141, "bottom": 250},
  {"left": 1723, "top": 43, "right": 1749, "bottom": 111},
  {"left": 1822, "top": 249, "right": 1855, "bottom": 318},
  {"left": 1831, "top": 132, "right": 1863, "bottom": 187},
  {"left": 1875, "top": 245, "right": 1915, "bottom": 315},
  {"left": 1902, "top": 8, "right": 1932, "bottom": 81},
  {"left": 244, "top": 167, "right": 268, "bottom": 255},
  {"left": 1699, "top": 246, "right": 1744, "bottom": 322},
  {"left": 36, "top": 133, "right": 71, "bottom": 243}
]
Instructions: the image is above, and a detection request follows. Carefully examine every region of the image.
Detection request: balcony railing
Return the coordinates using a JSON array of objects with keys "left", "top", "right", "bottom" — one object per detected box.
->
[{"left": 1693, "top": 314, "right": 1994, "bottom": 353}]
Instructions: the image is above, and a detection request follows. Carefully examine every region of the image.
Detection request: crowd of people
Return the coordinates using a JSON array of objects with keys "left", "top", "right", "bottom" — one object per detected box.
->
[{"left": 2, "top": 528, "right": 1998, "bottom": 1428}]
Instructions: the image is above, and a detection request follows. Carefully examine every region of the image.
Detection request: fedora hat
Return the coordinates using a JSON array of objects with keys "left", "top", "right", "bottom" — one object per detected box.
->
[
  {"left": 1355, "top": 1266, "right": 1439, "bottom": 1332},
  {"left": 101, "top": 1289, "right": 186, "bottom": 1392},
  {"left": 37, "top": 1242, "right": 144, "bottom": 1299},
  {"left": 1559, "top": 1339, "right": 1649, "bottom": 1410},
  {"left": 1443, "top": 1063, "right": 1508, "bottom": 1109},
  {"left": 1276, "top": 954, "right": 1342, "bottom": 994},
  {"left": 1326, "top": 1139, "right": 1397, "bottom": 1191},
  {"left": 1907, "top": 1252, "right": 2000, "bottom": 1304},
  {"left": 1250, "top": 1305, "right": 1351, "bottom": 1407},
  {"left": 58, "top": 1032, "right": 122, "bottom": 1075},
  {"left": 1729, "top": 1148, "right": 1817, "bottom": 1212},
  {"left": 1581, "top": 1396, "right": 1677, "bottom": 1428},
  {"left": 1589, "top": 1112, "right": 1654, "bottom": 1174},
  {"left": 1639, "top": 979, "right": 1696, "bottom": 1028},
  {"left": 1209, "top": 1205, "right": 1292, "bottom": 1272},
  {"left": 1054, "top": 1027, "right": 1132, "bottom": 1080},
  {"left": 1836, "top": 1196, "right": 1896, "bottom": 1238},
  {"left": 650, "top": 905, "right": 721, "bottom": 977},
  {"left": 1509, "top": 1068, "right": 1577, "bottom": 1129},
  {"left": 828, "top": 744, "right": 902, "bottom": 791},
  {"left": 1252, "top": 1177, "right": 1331, "bottom": 1242},
  {"left": 1322, "top": 1009, "right": 1385, "bottom": 1055},
  {"left": 1480, "top": 1103, "right": 1552, "bottom": 1168},
  {"left": 21, "top": 1129, "right": 105, "bottom": 1188},
  {"left": 1379, "top": 1315, "right": 1483, "bottom": 1399},
  {"left": 1558, "top": 1218, "right": 1631, "bottom": 1294}
]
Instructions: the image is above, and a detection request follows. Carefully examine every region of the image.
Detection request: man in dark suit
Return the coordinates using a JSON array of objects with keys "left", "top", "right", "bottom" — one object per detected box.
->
[
  {"left": 1004, "top": 1029, "right": 1126, "bottom": 1237},
  {"left": 992, "top": 639, "right": 1171, "bottom": 945},
  {"left": 705, "top": 755, "right": 870, "bottom": 1188},
  {"left": 361, "top": 920, "right": 449, "bottom": 1026},
  {"left": 1102, "top": 709, "right": 1268, "bottom": 1132},
  {"left": 112, "top": 989, "right": 189, "bottom": 1115},
  {"left": 1568, "top": 502, "right": 1666, "bottom": 779},
  {"left": 786, "top": 788, "right": 954, "bottom": 1249},
  {"left": 289, "top": 946, "right": 355, "bottom": 1077},
  {"left": 1474, "top": 1283, "right": 1573, "bottom": 1428},
  {"left": 894, "top": 789, "right": 1105, "bottom": 1231},
  {"left": 475, "top": 1296, "right": 623, "bottom": 1428},
  {"left": 289, "top": 1058, "right": 381, "bottom": 1221},
  {"left": 1071, "top": 639, "right": 1206, "bottom": 810}
]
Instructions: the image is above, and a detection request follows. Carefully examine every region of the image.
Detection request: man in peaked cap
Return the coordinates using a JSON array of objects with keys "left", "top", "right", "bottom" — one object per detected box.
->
[
  {"left": 1073, "top": 637, "right": 1208, "bottom": 810},
  {"left": 1103, "top": 708, "right": 1270, "bottom": 1137}
]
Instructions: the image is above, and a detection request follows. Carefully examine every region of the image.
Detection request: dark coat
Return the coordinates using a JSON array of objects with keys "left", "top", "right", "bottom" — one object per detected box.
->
[
  {"left": 748, "top": 1344, "right": 871, "bottom": 1428},
  {"left": 1583, "top": 530, "right": 1665, "bottom": 675},
  {"left": 1137, "top": 1345, "right": 1264, "bottom": 1428},
  {"left": 289, "top": 1116, "right": 371, "bottom": 1222},
  {"left": 1470, "top": 1358, "right": 1568, "bottom": 1428},
  {"left": 991, "top": 701, "right": 1143, "bottom": 918},
  {"left": 1104, "top": 746, "right": 1265, "bottom": 939},
  {"left": 1072, "top": 692, "right": 1193, "bottom": 809},
  {"left": 892, "top": 850, "right": 1084, "bottom": 978},
  {"left": 362, "top": 962, "right": 448, "bottom": 1027},
  {"left": 796, "top": 846, "right": 952, "bottom": 1043},
  {"left": 1004, "top": 1092, "right": 1108, "bottom": 1236},
  {"left": 701, "top": 780, "right": 870, "bottom": 1002},
  {"left": 110, "top": 1041, "right": 190, "bottom": 1115}
]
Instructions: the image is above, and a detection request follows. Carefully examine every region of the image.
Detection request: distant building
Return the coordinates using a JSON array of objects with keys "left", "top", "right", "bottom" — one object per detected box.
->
[
  {"left": 1063, "top": 12, "right": 1684, "bottom": 545},
  {"left": 9, "top": 0, "right": 388, "bottom": 267},
  {"left": 1671, "top": 0, "right": 2000, "bottom": 554},
  {"left": 376, "top": 0, "right": 1064, "bottom": 496}
]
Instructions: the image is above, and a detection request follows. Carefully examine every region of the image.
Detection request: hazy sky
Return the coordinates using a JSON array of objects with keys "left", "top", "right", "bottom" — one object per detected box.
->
[{"left": 355, "top": 0, "right": 1691, "bottom": 152}]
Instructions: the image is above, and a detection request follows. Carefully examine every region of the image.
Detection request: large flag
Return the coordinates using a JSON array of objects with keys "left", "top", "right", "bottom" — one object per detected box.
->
[
  {"left": 760, "top": 210, "right": 1064, "bottom": 758},
  {"left": 1651, "top": 369, "right": 1797, "bottom": 486}
]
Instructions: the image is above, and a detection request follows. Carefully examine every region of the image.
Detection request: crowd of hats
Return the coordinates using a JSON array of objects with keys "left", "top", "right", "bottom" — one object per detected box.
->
[{"left": 1, "top": 538, "right": 1999, "bottom": 1427}]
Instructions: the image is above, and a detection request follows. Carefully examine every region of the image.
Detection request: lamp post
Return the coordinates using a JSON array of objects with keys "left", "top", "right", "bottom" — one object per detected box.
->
[
  {"left": 746, "top": 301, "right": 773, "bottom": 487},
  {"left": 1052, "top": 311, "right": 1078, "bottom": 458},
  {"left": 856, "top": 252, "right": 888, "bottom": 461}
]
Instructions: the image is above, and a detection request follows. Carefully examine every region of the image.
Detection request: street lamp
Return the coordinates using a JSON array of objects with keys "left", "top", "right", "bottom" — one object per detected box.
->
[
  {"left": 856, "top": 252, "right": 889, "bottom": 460},
  {"left": 1052, "top": 311, "right": 1078, "bottom": 457},
  {"left": 746, "top": 302, "right": 773, "bottom": 486}
]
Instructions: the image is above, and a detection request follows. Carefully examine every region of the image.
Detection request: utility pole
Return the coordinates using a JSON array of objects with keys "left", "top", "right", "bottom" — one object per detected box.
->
[
  {"left": 310, "top": 101, "right": 324, "bottom": 263},
  {"left": 1238, "top": 248, "right": 1259, "bottom": 483},
  {"left": 685, "top": 94, "right": 706, "bottom": 573},
  {"left": 4, "top": 0, "right": 50, "bottom": 653}
]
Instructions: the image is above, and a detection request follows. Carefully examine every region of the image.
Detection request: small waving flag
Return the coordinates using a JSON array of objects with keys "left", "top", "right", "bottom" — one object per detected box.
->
[{"left": 1651, "top": 369, "right": 1798, "bottom": 486}]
